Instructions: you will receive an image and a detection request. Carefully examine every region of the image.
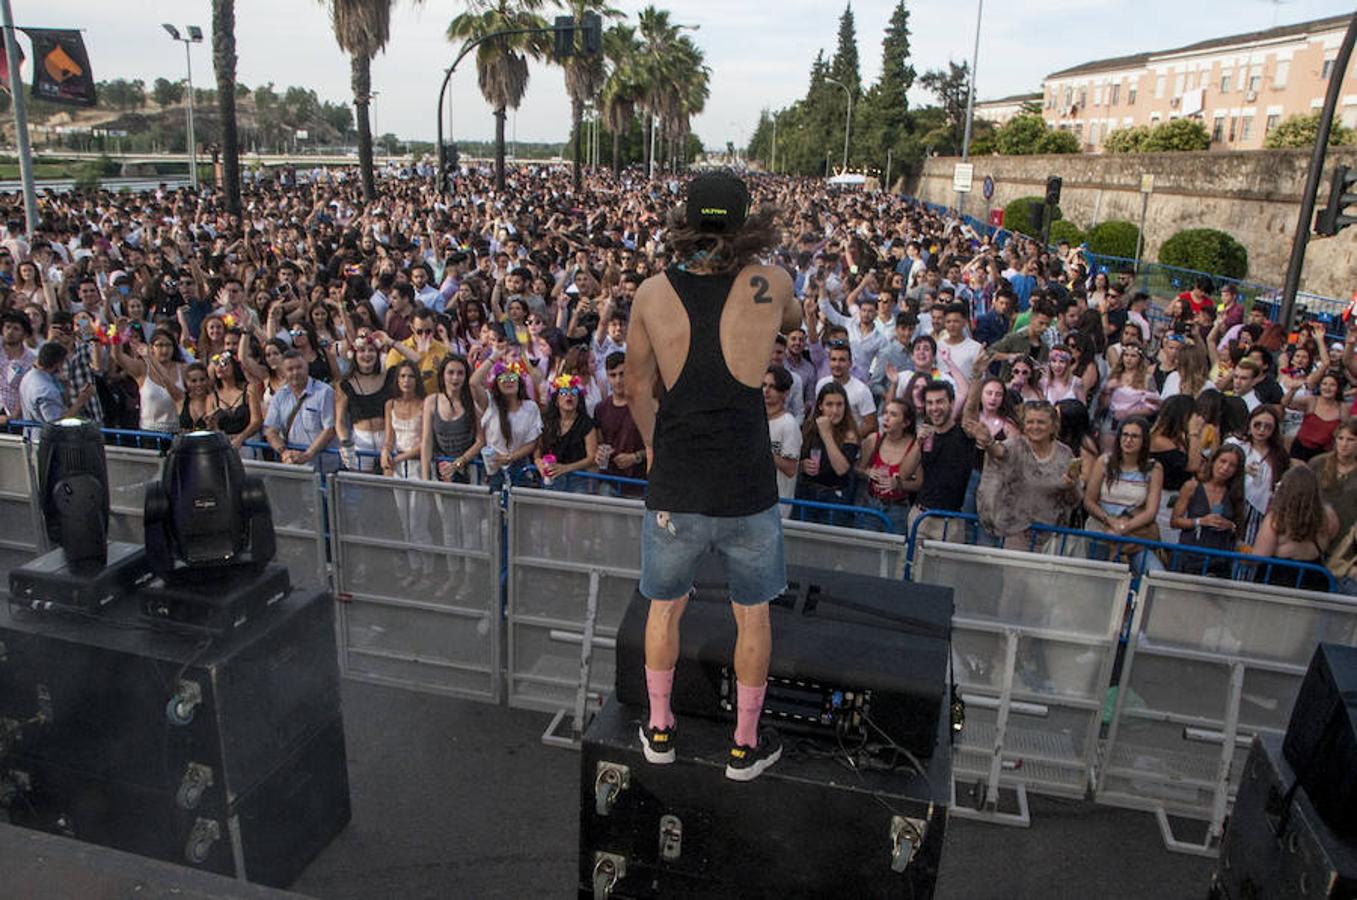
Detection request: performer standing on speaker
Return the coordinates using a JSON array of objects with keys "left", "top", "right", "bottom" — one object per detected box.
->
[{"left": 625, "top": 172, "right": 801, "bottom": 781}]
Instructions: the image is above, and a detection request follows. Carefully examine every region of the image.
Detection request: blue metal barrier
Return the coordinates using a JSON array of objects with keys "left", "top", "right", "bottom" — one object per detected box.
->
[{"left": 903, "top": 508, "right": 1336, "bottom": 593}]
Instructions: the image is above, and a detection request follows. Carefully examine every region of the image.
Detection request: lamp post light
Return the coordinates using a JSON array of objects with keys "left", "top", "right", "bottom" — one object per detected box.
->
[
  {"left": 162, "top": 24, "right": 203, "bottom": 190},
  {"left": 824, "top": 77, "right": 853, "bottom": 174}
]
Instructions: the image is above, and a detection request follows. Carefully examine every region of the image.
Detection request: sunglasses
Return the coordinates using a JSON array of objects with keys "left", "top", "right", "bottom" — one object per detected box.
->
[
  {"left": 827, "top": 339, "right": 850, "bottom": 349},
  {"left": 496, "top": 373, "right": 520, "bottom": 382},
  {"left": 556, "top": 387, "right": 580, "bottom": 397},
  {"left": 414, "top": 328, "right": 434, "bottom": 336}
]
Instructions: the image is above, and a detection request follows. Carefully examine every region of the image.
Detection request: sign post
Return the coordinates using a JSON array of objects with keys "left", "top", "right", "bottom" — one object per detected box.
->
[{"left": 953, "top": 162, "right": 974, "bottom": 213}]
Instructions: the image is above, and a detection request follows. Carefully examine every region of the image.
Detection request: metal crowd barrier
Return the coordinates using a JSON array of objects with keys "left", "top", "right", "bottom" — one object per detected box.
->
[
  {"left": 913, "top": 541, "right": 1129, "bottom": 827},
  {"left": 1096, "top": 570, "right": 1357, "bottom": 857},
  {"left": 0, "top": 435, "right": 42, "bottom": 584},
  {"left": 329, "top": 471, "right": 501, "bottom": 702}
]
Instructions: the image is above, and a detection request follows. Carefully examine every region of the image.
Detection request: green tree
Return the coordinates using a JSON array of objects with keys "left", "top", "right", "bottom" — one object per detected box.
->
[
  {"left": 556, "top": 0, "right": 621, "bottom": 190},
  {"left": 828, "top": 4, "right": 861, "bottom": 96},
  {"left": 1141, "top": 118, "right": 1210, "bottom": 152},
  {"left": 1003, "top": 196, "right": 1062, "bottom": 235},
  {"left": 634, "top": 7, "right": 709, "bottom": 175},
  {"left": 1159, "top": 228, "right": 1248, "bottom": 279},
  {"left": 1102, "top": 125, "right": 1151, "bottom": 153},
  {"left": 213, "top": 0, "right": 243, "bottom": 214},
  {"left": 152, "top": 77, "right": 185, "bottom": 107},
  {"left": 919, "top": 61, "right": 969, "bottom": 154},
  {"left": 1263, "top": 111, "right": 1357, "bottom": 149},
  {"left": 325, "top": 0, "right": 423, "bottom": 201},
  {"left": 600, "top": 23, "right": 643, "bottom": 174},
  {"left": 993, "top": 114, "right": 1047, "bottom": 155},
  {"left": 320, "top": 100, "right": 354, "bottom": 136},
  {"left": 1048, "top": 220, "right": 1084, "bottom": 246},
  {"left": 1037, "top": 128, "right": 1080, "bottom": 154},
  {"left": 854, "top": 0, "right": 914, "bottom": 176},
  {"left": 448, "top": 0, "right": 551, "bottom": 191}
]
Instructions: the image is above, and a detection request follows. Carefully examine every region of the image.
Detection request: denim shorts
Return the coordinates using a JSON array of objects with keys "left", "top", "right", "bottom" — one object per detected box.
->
[{"left": 639, "top": 504, "right": 787, "bottom": 606}]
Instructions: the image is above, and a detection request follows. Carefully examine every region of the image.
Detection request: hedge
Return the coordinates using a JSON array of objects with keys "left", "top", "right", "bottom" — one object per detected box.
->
[
  {"left": 1157, "top": 228, "right": 1249, "bottom": 280},
  {"left": 1085, "top": 220, "right": 1141, "bottom": 258},
  {"left": 1047, "top": 219, "right": 1084, "bottom": 246}
]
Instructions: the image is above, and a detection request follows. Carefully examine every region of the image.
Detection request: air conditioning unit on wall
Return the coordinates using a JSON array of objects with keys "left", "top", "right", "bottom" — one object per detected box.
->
[{"left": 1245, "top": 90, "right": 1257, "bottom": 101}]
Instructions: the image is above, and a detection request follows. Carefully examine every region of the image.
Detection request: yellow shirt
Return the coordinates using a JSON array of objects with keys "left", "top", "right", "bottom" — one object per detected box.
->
[{"left": 386, "top": 339, "right": 450, "bottom": 396}]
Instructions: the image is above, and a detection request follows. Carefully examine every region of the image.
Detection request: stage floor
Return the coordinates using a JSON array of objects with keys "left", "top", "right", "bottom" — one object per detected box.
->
[{"left": 293, "top": 678, "right": 1215, "bottom": 899}]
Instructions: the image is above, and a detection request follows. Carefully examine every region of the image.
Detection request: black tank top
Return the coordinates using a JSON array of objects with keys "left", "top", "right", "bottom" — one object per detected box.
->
[
  {"left": 342, "top": 379, "right": 387, "bottom": 422},
  {"left": 645, "top": 267, "right": 778, "bottom": 516}
]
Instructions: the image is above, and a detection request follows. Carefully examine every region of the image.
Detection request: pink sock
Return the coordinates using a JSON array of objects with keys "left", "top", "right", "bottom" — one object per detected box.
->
[
  {"left": 735, "top": 682, "right": 767, "bottom": 748},
  {"left": 645, "top": 666, "right": 675, "bottom": 730}
]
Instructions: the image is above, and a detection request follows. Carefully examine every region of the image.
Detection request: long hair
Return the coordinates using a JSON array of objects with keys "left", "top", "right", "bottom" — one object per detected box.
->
[
  {"left": 1247, "top": 404, "right": 1288, "bottom": 489},
  {"left": 435, "top": 353, "right": 475, "bottom": 416},
  {"left": 1056, "top": 399, "right": 1093, "bottom": 454},
  {"left": 1176, "top": 340, "right": 1211, "bottom": 396},
  {"left": 539, "top": 383, "right": 587, "bottom": 458},
  {"left": 1106, "top": 415, "right": 1153, "bottom": 487},
  {"left": 1319, "top": 419, "right": 1357, "bottom": 490},
  {"left": 1110, "top": 341, "right": 1150, "bottom": 389},
  {"left": 801, "top": 382, "right": 858, "bottom": 452},
  {"left": 665, "top": 203, "right": 782, "bottom": 274},
  {"left": 963, "top": 376, "right": 1018, "bottom": 429},
  {"left": 1270, "top": 466, "right": 1326, "bottom": 544},
  {"left": 489, "top": 365, "right": 529, "bottom": 449},
  {"left": 1207, "top": 443, "right": 1249, "bottom": 537},
  {"left": 385, "top": 359, "right": 426, "bottom": 400},
  {"left": 1151, "top": 394, "right": 1195, "bottom": 449}
]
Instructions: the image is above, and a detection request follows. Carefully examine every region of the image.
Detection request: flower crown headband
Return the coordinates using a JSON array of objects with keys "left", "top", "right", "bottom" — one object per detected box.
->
[
  {"left": 551, "top": 373, "right": 582, "bottom": 393},
  {"left": 492, "top": 359, "right": 529, "bottom": 379}
]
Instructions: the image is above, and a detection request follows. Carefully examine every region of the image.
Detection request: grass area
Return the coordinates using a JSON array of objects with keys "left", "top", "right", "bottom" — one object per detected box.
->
[{"left": 0, "top": 163, "right": 84, "bottom": 179}]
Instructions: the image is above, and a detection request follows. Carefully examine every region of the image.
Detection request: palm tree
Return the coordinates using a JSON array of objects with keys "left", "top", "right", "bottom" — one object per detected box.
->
[
  {"left": 323, "top": 0, "right": 413, "bottom": 202},
  {"left": 634, "top": 6, "right": 678, "bottom": 176},
  {"left": 556, "top": 0, "right": 621, "bottom": 191},
  {"left": 600, "top": 24, "right": 642, "bottom": 173},
  {"left": 448, "top": 0, "right": 551, "bottom": 192},
  {"left": 662, "top": 36, "right": 709, "bottom": 172},
  {"left": 211, "top": 0, "right": 242, "bottom": 215},
  {"left": 633, "top": 9, "right": 708, "bottom": 175}
]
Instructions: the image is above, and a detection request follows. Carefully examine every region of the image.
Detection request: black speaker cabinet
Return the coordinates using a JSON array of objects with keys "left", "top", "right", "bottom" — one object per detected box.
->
[
  {"left": 1215, "top": 735, "right": 1357, "bottom": 900},
  {"left": 0, "top": 587, "right": 349, "bottom": 887},
  {"left": 581, "top": 694, "right": 950, "bottom": 899},
  {"left": 1284, "top": 643, "right": 1357, "bottom": 836}
]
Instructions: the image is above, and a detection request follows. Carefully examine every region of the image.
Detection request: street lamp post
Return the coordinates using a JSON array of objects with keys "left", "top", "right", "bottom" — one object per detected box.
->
[
  {"left": 824, "top": 77, "right": 853, "bottom": 174},
  {"left": 162, "top": 24, "right": 203, "bottom": 190},
  {"left": 958, "top": 0, "right": 984, "bottom": 214}
]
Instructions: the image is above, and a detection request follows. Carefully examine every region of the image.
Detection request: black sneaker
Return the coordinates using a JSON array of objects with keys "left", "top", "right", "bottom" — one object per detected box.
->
[
  {"left": 725, "top": 727, "right": 782, "bottom": 782},
  {"left": 639, "top": 724, "right": 676, "bottom": 764}
]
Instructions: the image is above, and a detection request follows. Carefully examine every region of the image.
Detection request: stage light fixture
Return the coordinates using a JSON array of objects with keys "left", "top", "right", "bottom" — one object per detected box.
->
[
  {"left": 36, "top": 418, "right": 110, "bottom": 571},
  {"left": 144, "top": 431, "right": 276, "bottom": 580}
]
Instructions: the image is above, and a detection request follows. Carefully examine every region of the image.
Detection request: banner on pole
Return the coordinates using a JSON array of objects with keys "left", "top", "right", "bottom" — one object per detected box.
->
[
  {"left": 21, "top": 29, "right": 95, "bottom": 107},
  {"left": 0, "top": 38, "right": 23, "bottom": 93}
]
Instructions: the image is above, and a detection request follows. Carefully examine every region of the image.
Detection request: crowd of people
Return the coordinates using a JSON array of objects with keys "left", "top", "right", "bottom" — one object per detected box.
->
[{"left": 4, "top": 163, "right": 1355, "bottom": 593}]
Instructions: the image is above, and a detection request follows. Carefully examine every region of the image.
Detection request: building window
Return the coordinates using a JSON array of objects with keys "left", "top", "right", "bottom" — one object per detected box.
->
[
  {"left": 1240, "top": 116, "right": 1254, "bottom": 141},
  {"left": 1093, "top": 85, "right": 1102, "bottom": 106},
  {"left": 1074, "top": 123, "right": 1083, "bottom": 142},
  {"left": 1220, "top": 71, "right": 1232, "bottom": 93},
  {"left": 1228, "top": 116, "right": 1238, "bottom": 141},
  {"left": 1064, "top": 86, "right": 1073, "bottom": 107},
  {"left": 1155, "top": 75, "right": 1166, "bottom": 98},
  {"left": 1128, "top": 84, "right": 1137, "bottom": 105},
  {"left": 1248, "top": 66, "right": 1261, "bottom": 93},
  {"left": 1265, "top": 113, "right": 1280, "bottom": 133},
  {"left": 1110, "top": 83, "right": 1120, "bottom": 105},
  {"left": 1273, "top": 60, "right": 1289, "bottom": 89},
  {"left": 1174, "top": 72, "right": 1185, "bottom": 95},
  {"left": 1212, "top": 116, "right": 1225, "bottom": 141},
  {"left": 1078, "top": 87, "right": 1087, "bottom": 107},
  {"left": 1323, "top": 57, "right": 1336, "bottom": 80}
]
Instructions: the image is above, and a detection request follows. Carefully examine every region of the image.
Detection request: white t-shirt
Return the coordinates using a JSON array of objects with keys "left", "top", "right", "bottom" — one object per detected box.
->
[
  {"left": 768, "top": 411, "right": 802, "bottom": 517},
  {"left": 937, "top": 335, "right": 983, "bottom": 378},
  {"left": 815, "top": 375, "right": 876, "bottom": 424},
  {"left": 480, "top": 400, "right": 543, "bottom": 472}
]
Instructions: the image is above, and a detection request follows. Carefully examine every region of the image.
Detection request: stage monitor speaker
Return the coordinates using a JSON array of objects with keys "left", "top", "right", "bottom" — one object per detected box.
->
[{"left": 1283, "top": 642, "right": 1357, "bottom": 836}]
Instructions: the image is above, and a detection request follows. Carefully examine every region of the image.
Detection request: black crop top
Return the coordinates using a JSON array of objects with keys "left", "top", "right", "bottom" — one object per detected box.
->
[{"left": 342, "top": 379, "right": 388, "bottom": 422}]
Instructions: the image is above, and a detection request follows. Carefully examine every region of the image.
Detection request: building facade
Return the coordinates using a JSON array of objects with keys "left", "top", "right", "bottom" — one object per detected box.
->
[
  {"left": 973, "top": 92, "right": 1043, "bottom": 126},
  {"left": 1041, "top": 14, "right": 1357, "bottom": 152}
]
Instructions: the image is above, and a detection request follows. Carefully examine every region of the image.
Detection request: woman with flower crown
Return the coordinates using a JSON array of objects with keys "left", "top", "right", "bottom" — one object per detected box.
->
[
  {"left": 534, "top": 372, "right": 599, "bottom": 492},
  {"left": 470, "top": 347, "right": 542, "bottom": 491}
]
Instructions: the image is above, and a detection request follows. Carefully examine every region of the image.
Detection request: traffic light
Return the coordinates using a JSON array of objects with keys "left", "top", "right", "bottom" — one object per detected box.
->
[
  {"left": 1315, "top": 164, "right": 1357, "bottom": 237},
  {"left": 581, "top": 13, "right": 602, "bottom": 55},
  {"left": 553, "top": 16, "right": 575, "bottom": 58},
  {"left": 1044, "top": 176, "right": 1063, "bottom": 207}
]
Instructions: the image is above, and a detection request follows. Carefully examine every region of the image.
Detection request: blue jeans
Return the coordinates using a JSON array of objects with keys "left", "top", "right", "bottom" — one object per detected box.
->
[{"left": 639, "top": 504, "right": 787, "bottom": 606}]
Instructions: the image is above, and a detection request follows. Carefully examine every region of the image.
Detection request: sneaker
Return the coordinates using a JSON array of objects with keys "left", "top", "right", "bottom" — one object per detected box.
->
[
  {"left": 725, "top": 727, "right": 782, "bottom": 782},
  {"left": 638, "top": 723, "right": 676, "bottom": 764}
]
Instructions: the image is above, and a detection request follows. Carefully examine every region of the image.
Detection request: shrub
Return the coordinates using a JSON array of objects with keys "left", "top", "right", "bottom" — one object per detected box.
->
[
  {"left": 1158, "top": 228, "right": 1249, "bottom": 279},
  {"left": 1140, "top": 119, "right": 1210, "bottom": 152},
  {"left": 1085, "top": 220, "right": 1141, "bottom": 258},
  {"left": 1003, "top": 196, "right": 1061, "bottom": 235},
  {"left": 1047, "top": 219, "right": 1085, "bottom": 246},
  {"left": 1037, "top": 128, "right": 1081, "bottom": 154},
  {"left": 1103, "top": 126, "right": 1152, "bottom": 153},
  {"left": 1264, "top": 111, "right": 1357, "bottom": 149}
]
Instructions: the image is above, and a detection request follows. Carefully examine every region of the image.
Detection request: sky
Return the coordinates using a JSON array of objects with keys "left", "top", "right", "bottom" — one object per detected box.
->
[{"left": 28, "top": 0, "right": 1357, "bottom": 150}]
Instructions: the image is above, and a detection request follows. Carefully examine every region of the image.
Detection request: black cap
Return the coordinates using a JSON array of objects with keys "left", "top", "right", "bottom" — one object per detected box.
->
[{"left": 685, "top": 172, "right": 749, "bottom": 234}]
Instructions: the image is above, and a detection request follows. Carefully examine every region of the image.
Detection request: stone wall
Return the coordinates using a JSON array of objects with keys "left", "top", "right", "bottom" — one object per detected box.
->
[{"left": 905, "top": 148, "right": 1357, "bottom": 298}]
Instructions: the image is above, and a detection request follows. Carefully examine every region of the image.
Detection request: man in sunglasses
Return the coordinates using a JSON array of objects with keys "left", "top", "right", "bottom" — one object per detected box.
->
[{"left": 385, "top": 307, "right": 448, "bottom": 396}]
